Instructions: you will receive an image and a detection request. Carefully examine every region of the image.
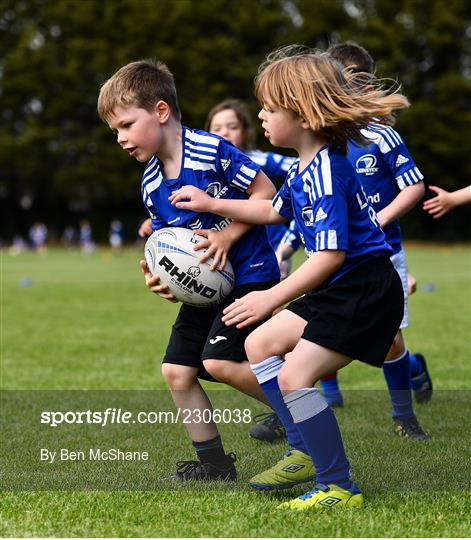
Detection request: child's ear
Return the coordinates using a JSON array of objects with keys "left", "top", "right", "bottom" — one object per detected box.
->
[
  {"left": 154, "top": 100, "right": 171, "bottom": 123},
  {"left": 300, "top": 117, "right": 310, "bottom": 129}
]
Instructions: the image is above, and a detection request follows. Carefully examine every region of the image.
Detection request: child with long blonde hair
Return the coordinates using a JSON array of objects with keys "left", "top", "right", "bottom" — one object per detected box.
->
[{"left": 170, "top": 46, "right": 407, "bottom": 509}]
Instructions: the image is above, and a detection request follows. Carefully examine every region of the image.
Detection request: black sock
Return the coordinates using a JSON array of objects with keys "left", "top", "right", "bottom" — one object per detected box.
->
[{"left": 192, "top": 435, "right": 227, "bottom": 466}]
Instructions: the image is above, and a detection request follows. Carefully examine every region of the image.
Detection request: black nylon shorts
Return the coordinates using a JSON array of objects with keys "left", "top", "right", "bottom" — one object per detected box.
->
[
  {"left": 286, "top": 257, "right": 403, "bottom": 367},
  {"left": 163, "top": 280, "right": 278, "bottom": 379}
]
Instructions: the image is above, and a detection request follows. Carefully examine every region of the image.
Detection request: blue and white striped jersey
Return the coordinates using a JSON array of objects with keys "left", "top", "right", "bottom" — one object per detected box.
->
[
  {"left": 246, "top": 149, "right": 295, "bottom": 251},
  {"left": 272, "top": 146, "right": 392, "bottom": 284},
  {"left": 348, "top": 123, "right": 424, "bottom": 254},
  {"left": 141, "top": 127, "right": 280, "bottom": 287},
  {"left": 247, "top": 150, "right": 296, "bottom": 182}
]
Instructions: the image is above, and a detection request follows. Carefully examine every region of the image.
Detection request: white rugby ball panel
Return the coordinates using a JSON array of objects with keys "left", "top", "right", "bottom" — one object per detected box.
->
[{"left": 144, "top": 228, "right": 235, "bottom": 306}]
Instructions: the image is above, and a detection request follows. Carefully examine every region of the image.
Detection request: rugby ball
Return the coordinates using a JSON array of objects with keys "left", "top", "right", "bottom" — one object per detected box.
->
[{"left": 144, "top": 227, "right": 235, "bottom": 307}]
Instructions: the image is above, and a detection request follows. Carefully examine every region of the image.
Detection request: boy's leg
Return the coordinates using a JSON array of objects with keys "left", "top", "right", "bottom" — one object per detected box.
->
[
  {"left": 389, "top": 249, "right": 433, "bottom": 417},
  {"left": 244, "top": 311, "right": 316, "bottom": 490},
  {"left": 382, "top": 331, "right": 430, "bottom": 440},
  {"left": 204, "top": 358, "right": 288, "bottom": 442},
  {"left": 201, "top": 280, "right": 296, "bottom": 451},
  {"left": 161, "top": 362, "right": 236, "bottom": 480},
  {"left": 203, "top": 359, "right": 268, "bottom": 405},
  {"left": 162, "top": 303, "right": 237, "bottom": 481},
  {"left": 276, "top": 340, "right": 363, "bottom": 510}
]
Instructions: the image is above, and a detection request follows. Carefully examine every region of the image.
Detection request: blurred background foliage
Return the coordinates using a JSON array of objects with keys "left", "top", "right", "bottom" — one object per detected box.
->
[{"left": 1, "top": 0, "right": 470, "bottom": 242}]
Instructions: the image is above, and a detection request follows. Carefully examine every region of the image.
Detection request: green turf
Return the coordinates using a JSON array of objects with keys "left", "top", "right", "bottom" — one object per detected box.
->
[{"left": 1, "top": 245, "right": 470, "bottom": 537}]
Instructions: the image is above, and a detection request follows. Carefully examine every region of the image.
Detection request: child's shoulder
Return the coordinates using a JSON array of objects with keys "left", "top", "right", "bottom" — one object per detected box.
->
[
  {"left": 323, "top": 146, "right": 354, "bottom": 173},
  {"left": 184, "top": 125, "right": 225, "bottom": 148},
  {"left": 360, "top": 122, "right": 404, "bottom": 153},
  {"left": 322, "top": 147, "right": 359, "bottom": 190}
]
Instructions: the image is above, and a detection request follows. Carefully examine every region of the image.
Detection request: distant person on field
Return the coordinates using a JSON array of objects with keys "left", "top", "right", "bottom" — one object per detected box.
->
[
  {"left": 62, "top": 226, "right": 76, "bottom": 249},
  {"left": 109, "top": 219, "right": 123, "bottom": 252},
  {"left": 9, "top": 235, "right": 28, "bottom": 255},
  {"left": 423, "top": 185, "right": 471, "bottom": 218},
  {"left": 29, "top": 222, "right": 48, "bottom": 252},
  {"left": 98, "top": 58, "right": 281, "bottom": 483},
  {"left": 79, "top": 220, "right": 95, "bottom": 254}
]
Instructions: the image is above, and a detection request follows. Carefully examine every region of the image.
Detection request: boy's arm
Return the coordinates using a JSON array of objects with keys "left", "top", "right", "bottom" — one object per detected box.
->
[
  {"left": 194, "top": 170, "right": 277, "bottom": 270},
  {"left": 169, "top": 184, "right": 285, "bottom": 225},
  {"left": 377, "top": 182, "right": 425, "bottom": 228},
  {"left": 222, "top": 250, "right": 345, "bottom": 328},
  {"left": 423, "top": 185, "right": 471, "bottom": 218}
]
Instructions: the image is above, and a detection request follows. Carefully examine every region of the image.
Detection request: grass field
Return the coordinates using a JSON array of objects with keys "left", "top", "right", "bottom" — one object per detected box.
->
[{"left": 1, "top": 244, "right": 470, "bottom": 537}]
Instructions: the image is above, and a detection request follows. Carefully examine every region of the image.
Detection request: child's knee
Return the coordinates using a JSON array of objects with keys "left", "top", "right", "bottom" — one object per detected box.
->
[
  {"left": 245, "top": 330, "right": 283, "bottom": 363},
  {"left": 161, "top": 363, "right": 196, "bottom": 389},
  {"left": 203, "top": 359, "right": 231, "bottom": 382},
  {"left": 277, "top": 361, "right": 305, "bottom": 392},
  {"left": 278, "top": 354, "right": 322, "bottom": 391},
  {"left": 244, "top": 332, "right": 262, "bottom": 363}
]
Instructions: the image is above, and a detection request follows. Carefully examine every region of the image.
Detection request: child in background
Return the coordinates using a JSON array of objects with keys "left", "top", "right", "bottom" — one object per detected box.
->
[
  {"left": 318, "top": 42, "right": 433, "bottom": 420},
  {"left": 79, "top": 220, "right": 95, "bottom": 254},
  {"left": 170, "top": 46, "right": 408, "bottom": 509},
  {"left": 28, "top": 222, "right": 48, "bottom": 252},
  {"left": 109, "top": 219, "right": 123, "bottom": 252}
]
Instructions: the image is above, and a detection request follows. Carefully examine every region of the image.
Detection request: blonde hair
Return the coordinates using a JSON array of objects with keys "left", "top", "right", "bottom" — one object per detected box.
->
[
  {"left": 97, "top": 59, "right": 181, "bottom": 122},
  {"left": 255, "top": 46, "right": 409, "bottom": 153}
]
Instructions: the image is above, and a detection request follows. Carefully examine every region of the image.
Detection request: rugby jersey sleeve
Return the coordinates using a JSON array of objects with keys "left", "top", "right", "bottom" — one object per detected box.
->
[
  {"left": 272, "top": 179, "right": 294, "bottom": 221},
  {"left": 140, "top": 157, "right": 167, "bottom": 230},
  {"left": 215, "top": 139, "right": 261, "bottom": 192},
  {"left": 369, "top": 125, "right": 424, "bottom": 190}
]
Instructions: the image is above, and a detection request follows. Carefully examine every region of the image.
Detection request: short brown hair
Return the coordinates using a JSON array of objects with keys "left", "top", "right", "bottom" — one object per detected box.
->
[
  {"left": 327, "top": 41, "right": 374, "bottom": 74},
  {"left": 205, "top": 99, "right": 255, "bottom": 149},
  {"left": 97, "top": 59, "right": 181, "bottom": 121}
]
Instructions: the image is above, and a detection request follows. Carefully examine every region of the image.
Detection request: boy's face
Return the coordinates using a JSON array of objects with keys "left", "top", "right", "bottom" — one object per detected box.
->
[
  {"left": 258, "top": 98, "right": 302, "bottom": 149},
  {"left": 107, "top": 105, "right": 163, "bottom": 162}
]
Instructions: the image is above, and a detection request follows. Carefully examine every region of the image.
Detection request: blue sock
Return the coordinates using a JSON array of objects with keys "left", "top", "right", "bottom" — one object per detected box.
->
[
  {"left": 320, "top": 375, "right": 339, "bottom": 394},
  {"left": 251, "top": 356, "right": 307, "bottom": 454},
  {"left": 319, "top": 374, "right": 343, "bottom": 406},
  {"left": 409, "top": 353, "right": 422, "bottom": 377},
  {"left": 284, "top": 388, "right": 352, "bottom": 489},
  {"left": 382, "top": 350, "right": 415, "bottom": 420}
]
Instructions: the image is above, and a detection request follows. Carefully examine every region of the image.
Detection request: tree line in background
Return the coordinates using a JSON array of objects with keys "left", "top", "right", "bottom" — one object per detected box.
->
[{"left": 1, "top": 0, "right": 470, "bottom": 243}]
